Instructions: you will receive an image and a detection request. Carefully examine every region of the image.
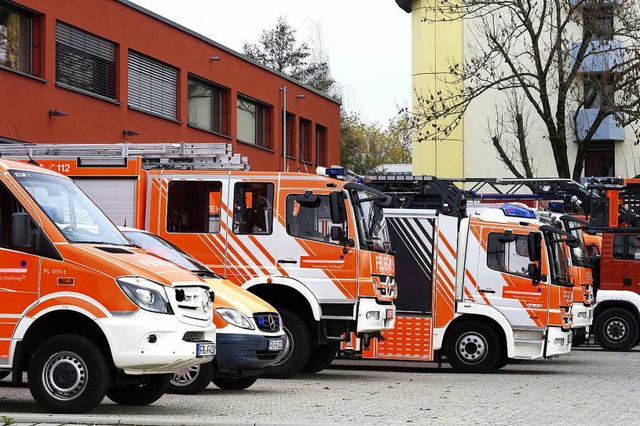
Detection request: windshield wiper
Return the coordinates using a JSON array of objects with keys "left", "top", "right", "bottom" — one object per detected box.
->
[
  {"left": 191, "top": 270, "right": 220, "bottom": 278},
  {"left": 83, "top": 241, "right": 137, "bottom": 247}
]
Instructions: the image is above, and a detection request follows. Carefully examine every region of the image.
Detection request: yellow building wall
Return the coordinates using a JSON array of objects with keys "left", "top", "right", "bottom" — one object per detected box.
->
[{"left": 411, "top": 0, "right": 464, "bottom": 177}]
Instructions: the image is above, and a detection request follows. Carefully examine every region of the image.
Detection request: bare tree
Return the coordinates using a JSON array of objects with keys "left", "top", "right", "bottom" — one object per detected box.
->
[{"left": 410, "top": 0, "right": 640, "bottom": 179}]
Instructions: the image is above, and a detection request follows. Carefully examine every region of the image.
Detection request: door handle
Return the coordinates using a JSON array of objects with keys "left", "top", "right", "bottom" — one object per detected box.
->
[
  {"left": 277, "top": 259, "right": 298, "bottom": 264},
  {"left": 478, "top": 288, "right": 496, "bottom": 294},
  {"left": 624, "top": 278, "right": 632, "bottom": 286}
]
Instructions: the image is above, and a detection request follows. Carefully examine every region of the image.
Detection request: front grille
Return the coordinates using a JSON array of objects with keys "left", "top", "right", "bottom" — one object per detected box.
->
[
  {"left": 256, "top": 350, "right": 280, "bottom": 360},
  {"left": 183, "top": 331, "right": 205, "bottom": 342},
  {"left": 253, "top": 312, "right": 281, "bottom": 333}
]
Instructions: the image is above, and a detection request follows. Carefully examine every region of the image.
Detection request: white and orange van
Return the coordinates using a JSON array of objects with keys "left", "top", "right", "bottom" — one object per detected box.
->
[{"left": 0, "top": 159, "right": 216, "bottom": 413}]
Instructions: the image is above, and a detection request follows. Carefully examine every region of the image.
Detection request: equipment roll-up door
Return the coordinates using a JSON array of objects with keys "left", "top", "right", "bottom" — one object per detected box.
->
[{"left": 75, "top": 179, "right": 136, "bottom": 227}]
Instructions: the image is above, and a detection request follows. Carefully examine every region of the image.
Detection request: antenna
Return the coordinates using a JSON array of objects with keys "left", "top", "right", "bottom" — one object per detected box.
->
[{"left": 12, "top": 126, "right": 40, "bottom": 166}]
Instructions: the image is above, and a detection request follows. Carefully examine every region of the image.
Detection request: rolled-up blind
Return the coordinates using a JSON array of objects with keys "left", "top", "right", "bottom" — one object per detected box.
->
[{"left": 128, "top": 51, "right": 177, "bottom": 119}]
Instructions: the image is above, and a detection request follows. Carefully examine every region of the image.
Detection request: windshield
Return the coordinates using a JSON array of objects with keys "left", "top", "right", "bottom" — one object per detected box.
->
[
  {"left": 564, "top": 221, "right": 590, "bottom": 268},
  {"left": 11, "top": 170, "right": 130, "bottom": 245},
  {"left": 544, "top": 231, "right": 572, "bottom": 287},
  {"left": 123, "top": 230, "right": 218, "bottom": 277},
  {"left": 351, "top": 189, "right": 392, "bottom": 253}
]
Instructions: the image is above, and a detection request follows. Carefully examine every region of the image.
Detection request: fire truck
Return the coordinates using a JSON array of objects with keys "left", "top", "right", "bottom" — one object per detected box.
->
[
  {"left": 0, "top": 143, "right": 397, "bottom": 378},
  {"left": 0, "top": 157, "right": 216, "bottom": 413},
  {"left": 340, "top": 175, "right": 575, "bottom": 372}
]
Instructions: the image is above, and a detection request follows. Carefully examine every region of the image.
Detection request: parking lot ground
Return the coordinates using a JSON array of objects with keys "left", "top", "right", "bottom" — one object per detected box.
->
[{"left": 1, "top": 346, "right": 639, "bottom": 426}]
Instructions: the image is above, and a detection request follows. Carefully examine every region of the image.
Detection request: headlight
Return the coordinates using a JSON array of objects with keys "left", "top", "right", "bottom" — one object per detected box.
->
[
  {"left": 216, "top": 308, "right": 255, "bottom": 330},
  {"left": 117, "top": 277, "right": 172, "bottom": 314}
]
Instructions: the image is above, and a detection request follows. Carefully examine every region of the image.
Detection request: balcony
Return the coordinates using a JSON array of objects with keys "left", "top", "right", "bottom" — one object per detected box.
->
[
  {"left": 573, "top": 108, "right": 624, "bottom": 142},
  {"left": 571, "top": 39, "right": 624, "bottom": 73}
]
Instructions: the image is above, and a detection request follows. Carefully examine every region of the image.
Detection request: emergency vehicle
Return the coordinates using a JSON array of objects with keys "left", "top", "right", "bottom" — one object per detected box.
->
[
  {"left": 339, "top": 176, "right": 575, "bottom": 372},
  {"left": 0, "top": 157, "right": 216, "bottom": 413},
  {"left": 0, "top": 143, "right": 396, "bottom": 378}
]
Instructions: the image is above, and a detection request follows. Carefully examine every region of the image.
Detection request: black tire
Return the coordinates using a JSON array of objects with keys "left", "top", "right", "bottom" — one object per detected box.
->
[
  {"left": 572, "top": 328, "right": 587, "bottom": 347},
  {"left": 594, "top": 308, "right": 639, "bottom": 351},
  {"left": 0, "top": 371, "right": 10, "bottom": 380},
  {"left": 107, "top": 374, "right": 170, "bottom": 406},
  {"left": 445, "top": 321, "right": 501, "bottom": 373},
  {"left": 262, "top": 308, "right": 310, "bottom": 379},
  {"left": 28, "top": 334, "right": 110, "bottom": 414},
  {"left": 301, "top": 342, "right": 339, "bottom": 374},
  {"left": 167, "top": 361, "right": 214, "bottom": 395},
  {"left": 212, "top": 375, "right": 259, "bottom": 390},
  {"left": 492, "top": 347, "right": 509, "bottom": 370}
]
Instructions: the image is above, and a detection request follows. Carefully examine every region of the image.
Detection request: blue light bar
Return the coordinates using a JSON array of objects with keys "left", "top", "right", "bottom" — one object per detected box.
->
[
  {"left": 548, "top": 202, "right": 565, "bottom": 212},
  {"left": 500, "top": 203, "right": 537, "bottom": 219},
  {"left": 324, "top": 167, "right": 346, "bottom": 177}
]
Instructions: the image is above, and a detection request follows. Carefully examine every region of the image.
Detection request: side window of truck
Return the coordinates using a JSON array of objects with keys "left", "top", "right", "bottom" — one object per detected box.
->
[
  {"left": 486, "top": 233, "right": 531, "bottom": 277},
  {"left": 167, "top": 181, "right": 222, "bottom": 233},
  {"left": 285, "top": 194, "right": 342, "bottom": 244},
  {"left": 615, "top": 235, "right": 640, "bottom": 260},
  {"left": 232, "top": 183, "right": 274, "bottom": 235},
  {"left": 613, "top": 235, "right": 625, "bottom": 259}
]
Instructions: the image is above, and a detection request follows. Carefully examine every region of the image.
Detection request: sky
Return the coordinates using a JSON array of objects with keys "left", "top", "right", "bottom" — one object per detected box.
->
[{"left": 129, "top": 0, "right": 412, "bottom": 126}]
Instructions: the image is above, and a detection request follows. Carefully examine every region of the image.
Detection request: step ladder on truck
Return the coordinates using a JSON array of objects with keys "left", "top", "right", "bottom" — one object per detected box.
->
[
  {"left": 0, "top": 154, "right": 216, "bottom": 413},
  {"left": 339, "top": 175, "right": 576, "bottom": 372},
  {"left": 0, "top": 142, "right": 397, "bottom": 378}
]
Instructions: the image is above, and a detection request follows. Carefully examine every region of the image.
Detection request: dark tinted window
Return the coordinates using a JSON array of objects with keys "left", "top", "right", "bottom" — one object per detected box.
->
[
  {"left": 233, "top": 182, "right": 274, "bottom": 235},
  {"left": 487, "top": 233, "right": 531, "bottom": 277},
  {"left": 167, "top": 181, "right": 222, "bottom": 233}
]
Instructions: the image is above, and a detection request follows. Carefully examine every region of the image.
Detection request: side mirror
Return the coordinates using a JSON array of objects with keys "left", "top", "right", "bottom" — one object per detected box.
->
[
  {"left": 528, "top": 263, "right": 542, "bottom": 286},
  {"left": 565, "top": 236, "right": 580, "bottom": 248},
  {"left": 330, "top": 191, "right": 346, "bottom": 224},
  {"left": 330, "top": 225, "right": 345, "bottom": 242},
  {"left": 11, "top": 212, "right": 32, "bottom": 248},
  {"left": 295, "top": 191, "right": 321, "bottom": 208},
  {"left": 498, "top": 230, "right": 517, "bottom": 243},
  {"left": 527, "top": 232, "right": 542, "bottom": 262}
]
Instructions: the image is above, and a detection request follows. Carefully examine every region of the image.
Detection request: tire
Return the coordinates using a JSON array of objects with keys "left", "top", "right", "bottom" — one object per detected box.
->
[
  {"left": 572, "top": 328, "right": 587, "bottom": 347},
  {"left": 594, "top": 308, "right": 639, "bottom": 351},
  {"left": 28, "top": 334, "right": 110, "bottom": 414},
  {"left": 301, "top": 342, "right": 339, "bottom": 374},
  {"left": 445, "top": 321, "right": 501, "bottom": 373},
  {"left": 262, "top": 308, "right": 310, "bottom": 379},
  {"left": 107, "top": 374, "right": 170, "bottom": 406},
  {"left": 492, "top": 347, "right": 509, "bottom": 371},
  {"left": 0, "top": 371, "right": 10, "bottom": 381},
  {"left": 212, "top": 375, "right": 259, "bottom": 390},
  {"left": 168, "top": 361, "right": 214, "bottom": 395}
]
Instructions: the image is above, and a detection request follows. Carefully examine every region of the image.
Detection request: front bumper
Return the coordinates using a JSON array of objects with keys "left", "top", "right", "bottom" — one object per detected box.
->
[
  {"left": 99, "top": 310, "right": 216, "bottom": 375},
  {"left": 215, "top": 332, "right": 286, "bottom": 374},
  {"left": 356, "top": 298, "right": 396, "bottom": 333},
  {"left": 544, "top": 326, "right": 572, "bottom": 357},
  {"left": 571, "top": 303, "right": 594, "bottom": 328}
]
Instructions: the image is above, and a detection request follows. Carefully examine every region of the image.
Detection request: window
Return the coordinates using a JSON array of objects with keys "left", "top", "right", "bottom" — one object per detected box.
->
[
  {"left": 584, "top": 141, "right": 614, "bottom": 177},
  {"left": 56, "top": 22, "right": 116, "bottom": 99},
  {"left": 128, "top": 51, "right": 178, "bottom": 119},
  {"left": 316, "top": 124, "right": 327, "bottom": 166},
  {"left": 232, "top": 182, "right": 274, "bottom": 235},
  {"left": 299, "top": 118, "right": 312, "bottom": 162},
  {"left": 237, "top": 96, "right": 271, "bottom": 148},
  {"left": 188, "top": 75, "right": 229, "bottom": 135},
  {"left": 167, "top": 181, "right": 222, "bottom": 233},
  {"left": 583, "top": 73, "right": 614, "bottom": 110},
  {"left": 283, "top": 112, "right": 294, "bottom": 157},
  {"left": 0, "top": 2, "right": 40, "bottom": 75},
  {"left": 612, "top": 235, "right": 640, "bottom": 260},
  {"left": 487, "top": 233, "right": 531, "bottom": 277},
  {"left": 286, "top": 194, "right": 343, "bottom": 244},
  {"left": 583, "top": 6, "right": 614, "bottom": 40}
]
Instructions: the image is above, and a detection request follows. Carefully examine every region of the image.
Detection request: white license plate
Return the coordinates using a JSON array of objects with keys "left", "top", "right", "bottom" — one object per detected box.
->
[
  {"left": 196, "top": 343, "right": 215, "bottom": 357},
  {"left": 268, "top": 339, "right": 284, "bottom": 351}
]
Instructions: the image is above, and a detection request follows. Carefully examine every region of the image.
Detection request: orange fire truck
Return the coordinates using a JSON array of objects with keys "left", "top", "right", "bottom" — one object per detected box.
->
[
  {"left": 0, "top": 143, "right": 397, "bottom": 378},
  {"left": 0, "top": 157, "right": 216, "bottom": 413}
]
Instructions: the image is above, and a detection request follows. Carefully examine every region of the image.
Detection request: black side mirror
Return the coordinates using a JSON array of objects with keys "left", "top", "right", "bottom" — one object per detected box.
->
[
  {"left": 528, "top": 263, "right": 542, "bottom": 286},
  {"left": 498, "top": 230, "right": 517, "bottom": 243},
  {"left": 11, "top": 212, "right": 32, "bottom": 248},
  {"left": 565, "top": 236, "right": 580, "bottom": 248},
  {"left": 330, "top": 191, "right": 346, "bottom": 224},
  {"left": 295, "top": 191, "right": 321, "bottom": 208},
  {"left": 330, "top": 225, "right": 345, "bottom": 242},
  {"left": 527, "top": 232, "right": 542, "bottom": 262}
]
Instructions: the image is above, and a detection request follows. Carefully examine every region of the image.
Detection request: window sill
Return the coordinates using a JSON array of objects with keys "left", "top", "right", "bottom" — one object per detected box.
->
[
  {"left": 187, "top": 123, "right": 231, "bottom": 140},
  {"left": 0, "top": 65, "right": 47, "bottom": 83},
  {"left": 128, "top": 105, "right": 182, "bottom": 124},
  {"left": 237, "top": 139, "right": 275, "bottom": 153},
  {"left": 55, "top": 82, "right": 120, "bottom": 105}
]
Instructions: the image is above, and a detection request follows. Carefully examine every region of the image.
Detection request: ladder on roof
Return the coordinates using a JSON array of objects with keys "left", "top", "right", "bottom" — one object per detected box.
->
[{"left": 0, "top": 142, "right": 250, "bottom": 170}]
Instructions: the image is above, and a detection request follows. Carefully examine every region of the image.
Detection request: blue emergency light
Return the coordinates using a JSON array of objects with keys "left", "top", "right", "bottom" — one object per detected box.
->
[{"left": 500, "top": 203, "right": 537, "bottom": 219}]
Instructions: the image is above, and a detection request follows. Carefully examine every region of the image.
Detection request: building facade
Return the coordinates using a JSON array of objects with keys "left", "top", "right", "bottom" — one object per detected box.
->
[
  {"left": 0, "top": 0, "right": 340, "bottom": 172},
  {"left": 396, "top": 0, "right": 639, "bottom": 179}
]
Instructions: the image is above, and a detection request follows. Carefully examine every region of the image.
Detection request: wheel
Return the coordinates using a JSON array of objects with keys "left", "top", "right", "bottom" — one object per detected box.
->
[
  {"left": 492, "top": 348, "right": 509, "bottom": 370},
  {"left": 445, "top": 321, "right": 501, "bottom": 373},
  {"left": 572, "top": 328, "right": 587, "bottom": 347},
  {"left": 212, "top": 375, "right": 259, "bottom": 390},
  {"left": 301, "top": 342, "right": 339, "bottom": 374},
  {"left": 594, "top": 308, "right": 639, "bottom": 351},
  {"left": 28, "top": 334, "right": 110, "bottom": 414},
  {"left": 262, "top": 308, "right": 310, "bottom": 379},
  {"left": 167, "top": 362, "right": 213, "bottom": 394},
  {"left": 107, "top": 374, "right": 170, "bottom": 406},
  {"left": 0, "top": 371, "right": 10, "bottom": 380}
]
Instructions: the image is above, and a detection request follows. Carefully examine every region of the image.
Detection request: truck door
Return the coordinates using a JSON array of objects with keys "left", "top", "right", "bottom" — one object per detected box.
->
[
  {"left": 0, "top": 178, "right": 41, "bottom": 362},
  {"left": 621, "top": 234, "right": 640, "bottom": 291},
  {"left": 475, "top": 227, "right": 548, "bottom": 329},
  {"left": 602, "top": 234, "right": 628, "bottom": 291},
  {"left": 275, "top": 189, "right": 358, "bottom": 304}
]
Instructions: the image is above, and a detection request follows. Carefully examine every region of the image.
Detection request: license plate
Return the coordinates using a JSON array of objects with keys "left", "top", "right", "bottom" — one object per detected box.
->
[
  {"left": 386, "top": 308, "right": 394, "bottom": 320},
  {"left": 268, "top": 339, "right": 284, "bottom": 351},
  {"left": 196, "top": 343, "right": 215, "bottom": 357}
]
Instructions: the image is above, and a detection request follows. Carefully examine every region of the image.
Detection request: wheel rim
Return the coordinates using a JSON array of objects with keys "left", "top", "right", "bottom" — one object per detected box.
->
[
  {"left": 171, "top": 365, "right": 201, "bottom": 387},
  {"left": 604, "top": 317, "right": 629, "bottom": 343},
  {"left": 42, "top": 351, "right": 88, "bottom": 401},
  {"left": 271, "top": 325, "right": 294, "bottom": 367},
  {"left": 456, "top": 332, "right": 488, "bottom": 364}
]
